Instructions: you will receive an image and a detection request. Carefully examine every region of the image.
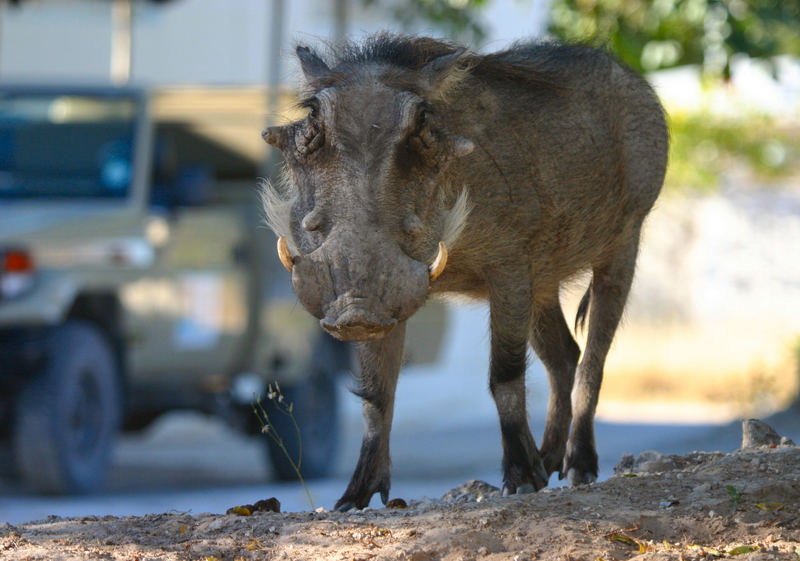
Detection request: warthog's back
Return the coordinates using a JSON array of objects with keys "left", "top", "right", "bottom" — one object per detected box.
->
[{"left": 431, "top": 42, "right": 668, "bottom": 291}]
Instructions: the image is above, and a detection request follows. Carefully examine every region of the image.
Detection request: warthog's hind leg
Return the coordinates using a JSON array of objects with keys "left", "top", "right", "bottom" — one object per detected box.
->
[
  {"left": 529, "top": 297, "right": 581, "bottom": 478},
  {"left": 563, "top": 229, "right": 641, "bottom": 485},
  {"left": 334, "top": 322, "right": 406, "bottom": 511}
]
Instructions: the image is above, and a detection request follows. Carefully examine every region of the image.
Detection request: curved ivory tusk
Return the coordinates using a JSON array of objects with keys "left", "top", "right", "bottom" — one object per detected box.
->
[
  {"left": 429, "top": 241, "right": 448, "bottom": 282},
  {"left": 277, "top": 236, "right": 294, "bottom": 272}
]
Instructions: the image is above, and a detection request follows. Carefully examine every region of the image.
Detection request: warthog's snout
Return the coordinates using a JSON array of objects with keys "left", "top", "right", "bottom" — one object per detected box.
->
[
  {"left": 283, "top": 235, "right": 432, "bottom": 343},
  {"left": 321, "top": 297, "right": 398, "bottom": 341}
]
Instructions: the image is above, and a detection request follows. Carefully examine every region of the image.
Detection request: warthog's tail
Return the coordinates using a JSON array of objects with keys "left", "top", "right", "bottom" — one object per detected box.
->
[{"left": 574, "top": 280, "right": 592, "bottom": 333}]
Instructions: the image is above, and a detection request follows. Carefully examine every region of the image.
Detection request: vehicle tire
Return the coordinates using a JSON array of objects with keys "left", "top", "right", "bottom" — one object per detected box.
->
[
  {"left": 12, "top": 320, "right": 122, "bottom": 494},
  {"left": 263, "top": 337, "right": 344, "bottom": 481}
]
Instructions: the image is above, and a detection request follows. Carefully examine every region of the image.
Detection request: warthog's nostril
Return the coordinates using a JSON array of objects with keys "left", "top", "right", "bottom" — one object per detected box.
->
[{"left": 320, "top": 308, "right": 397, "bottom": 341}]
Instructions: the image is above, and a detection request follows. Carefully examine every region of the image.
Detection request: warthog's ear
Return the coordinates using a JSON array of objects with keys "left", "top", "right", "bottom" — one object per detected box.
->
[
  {"left": 296, "top": 46, "right": 331, "bottom": 82},
  {"left": 262, "top": 125, "right": 289, "bottom": 151},
  {"left": 421, "top": 48, "right": 470, "bottom": 98}
]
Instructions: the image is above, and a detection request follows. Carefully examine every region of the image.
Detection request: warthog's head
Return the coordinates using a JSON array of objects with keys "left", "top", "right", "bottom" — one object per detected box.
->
[{"left": 261, "top": 38, "right": 474, "bottom": 342}]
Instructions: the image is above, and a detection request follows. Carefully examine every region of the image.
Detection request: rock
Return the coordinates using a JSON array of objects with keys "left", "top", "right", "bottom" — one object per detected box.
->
[
  {"left": 615, "top": 450, "right": 677, "bottom": 474},
  {"left": 741, "top": 419, "right": 781, "bottom": 448},
  {"left": 441, "top": 480, "right": 501, "bottom": 503},
  {"left": 639, "top": 458, "right": 678, "bottom": 473},
  {"left": 252, "top": 498, "right": 281, "bottom": 513},
  {"left": 614, "top": 453, "right": 635, "bottom": 474},
  {"left": 779, "top": 436, "right": 795, "bottom": 446},
  {"left": 227, "top": 497, "right": 280, "bottom": 516}
]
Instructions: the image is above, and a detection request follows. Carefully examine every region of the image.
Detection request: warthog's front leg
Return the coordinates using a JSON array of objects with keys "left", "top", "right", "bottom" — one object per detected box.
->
[
  {"left": 529, "top": 295, "right": 580, "bottom": 478},
  {"left": 488, "top": 273, "right": 548, "bottom": 495},
  {"left": 334, "top": 321, "right": 406, "bottom": 511}
]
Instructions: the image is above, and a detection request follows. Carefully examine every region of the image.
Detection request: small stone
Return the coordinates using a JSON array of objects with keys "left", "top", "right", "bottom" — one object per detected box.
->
[
  {"left": 614, "top": 452, "right": 635, "bottom": 474},
  {"left": 741, "top": 419, "right": 781, "bottom": 448},
  {"left": 252, "top": 498, "right": 281, "bottom": 513},
  {"left": 779, "top": 436, "right": 796, "bottom": 446},
  {"left": 207, "top": 518, "right": 225, "bottom": 531},
  {"left": 386, "top": 498, "right": 407, "bottom": 509},
  {"left": 477, "top": 546, "right": 489, "bottom": 556},
  {"left": 693, "top": 483, "right": 711, "bottom": 494},
  {"left": 633, "top": 450, "right": 677, "bottom": 473},
  {"left": 441, "top": 480, "right": 500, "bottom": 503}
]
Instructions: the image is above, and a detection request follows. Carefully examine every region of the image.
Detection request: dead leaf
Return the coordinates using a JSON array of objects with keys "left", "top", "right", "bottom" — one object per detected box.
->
[
  {"left": 728, "top": 545, "right": 759, "bottom": 555},
  {"left": 607, "top": 532, "right": 637, "bottom": 547},
  {"left": 688, "top": 544, "right": 724, "bottom": 557},
  {"left": 755, "top": 502, "right": 785, "bottom": 511}
]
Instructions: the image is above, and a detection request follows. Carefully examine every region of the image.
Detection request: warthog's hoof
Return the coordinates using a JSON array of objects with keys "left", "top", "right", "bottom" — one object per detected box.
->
[
  {"left": 562, "top": 439, "right": 599, "bottom": 486},
  {"left": 334, "top": 483, "right": 390, "bottom": 512},
  {"left": 502, "top": 483, "right": 537, "bottom": 496},
  {"left": 565, "top": 467, "right": 597, "bottom": 486}
]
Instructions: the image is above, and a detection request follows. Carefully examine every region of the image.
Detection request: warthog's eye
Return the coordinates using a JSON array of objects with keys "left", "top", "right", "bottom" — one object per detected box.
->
[
  {"left": 295, "top": 100, "right": 324, "bottom": 157},
  {"left": 410, "top": 104, "right": 436, "bottom": 151}
]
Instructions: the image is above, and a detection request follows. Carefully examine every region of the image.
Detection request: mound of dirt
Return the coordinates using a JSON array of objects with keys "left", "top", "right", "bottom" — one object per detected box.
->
[{"left": 2, "top": 439, "right": 798, "bottom": 561}]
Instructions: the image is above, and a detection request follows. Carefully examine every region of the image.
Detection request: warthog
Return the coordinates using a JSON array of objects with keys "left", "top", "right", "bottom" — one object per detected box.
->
[{"left": 261, "top": 34, "right": 668, "bottom": 511}]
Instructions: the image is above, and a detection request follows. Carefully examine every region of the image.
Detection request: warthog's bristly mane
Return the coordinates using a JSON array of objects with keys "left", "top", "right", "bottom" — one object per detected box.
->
[{"left": 296, "top": 33, "right": 595, "bottom": 95}]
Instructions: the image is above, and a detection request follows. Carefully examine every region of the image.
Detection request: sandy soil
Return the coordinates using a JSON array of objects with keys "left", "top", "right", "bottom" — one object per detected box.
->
[{"left": 1, "top": 443, "right": 798, "bottom": 561}]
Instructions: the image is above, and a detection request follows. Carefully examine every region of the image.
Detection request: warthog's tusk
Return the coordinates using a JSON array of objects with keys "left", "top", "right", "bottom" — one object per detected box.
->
[
  {"left": 429, "top": 241, "right": 448, "bottom": 282},
  {"left": 277, "top": 236, "right": 294, "bottom": 272}
]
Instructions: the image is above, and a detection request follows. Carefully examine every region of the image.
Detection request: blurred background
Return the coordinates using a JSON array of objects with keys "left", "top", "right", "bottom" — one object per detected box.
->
[{"left": 0, "top": 0, "right": 798, "bottom": 522}]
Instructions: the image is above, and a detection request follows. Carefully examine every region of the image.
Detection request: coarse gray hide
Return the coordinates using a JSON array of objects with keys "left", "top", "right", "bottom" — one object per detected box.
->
[{"left": 261, "top": 34, "right": 668, "bottom": 512}]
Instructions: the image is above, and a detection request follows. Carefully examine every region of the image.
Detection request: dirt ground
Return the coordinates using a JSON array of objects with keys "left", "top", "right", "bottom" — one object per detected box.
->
[{"left": 2, "top": 442, "right": 798, "bottom": 561}]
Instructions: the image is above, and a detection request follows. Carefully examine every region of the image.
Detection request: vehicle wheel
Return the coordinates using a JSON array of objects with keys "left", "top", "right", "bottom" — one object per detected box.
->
[
  {"left": 263, "top": 337, "right": 343, "bottom": 481},
  {"left": 12, "top": 320, "right": 122, "bottom": 494}
]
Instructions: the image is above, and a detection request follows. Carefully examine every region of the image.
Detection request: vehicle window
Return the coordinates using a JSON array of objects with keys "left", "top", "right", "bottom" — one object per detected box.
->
[{"left": 0, "top": 93, "right": 137, "bottom": 200}]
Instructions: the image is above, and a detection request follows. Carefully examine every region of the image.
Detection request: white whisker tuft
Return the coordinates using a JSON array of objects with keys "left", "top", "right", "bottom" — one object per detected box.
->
[
  {"left": 442, "top": 187, "right": 473, "bottom": 248},
  {"left": 258, "top": 178, "right": 295, "bottom": 246}
]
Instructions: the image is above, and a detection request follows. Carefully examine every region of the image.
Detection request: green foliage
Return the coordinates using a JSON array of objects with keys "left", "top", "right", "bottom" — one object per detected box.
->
[
  {"left": 726, "top": 484, "right": 743, "bottom": 509},
  {"left": 665, "top": 109, "right": 800, "bottom": 191},
  {"left": 361, "top": 0, "right": 489, "bottom": 44},
  {"left": 548, "top": 0, "right": 800, "bottom": 76}
]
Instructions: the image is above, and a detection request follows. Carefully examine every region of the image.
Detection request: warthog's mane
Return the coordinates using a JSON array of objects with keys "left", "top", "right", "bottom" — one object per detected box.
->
[{"left": 296, "top": 33, "right": 605, "bottom": 97}]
